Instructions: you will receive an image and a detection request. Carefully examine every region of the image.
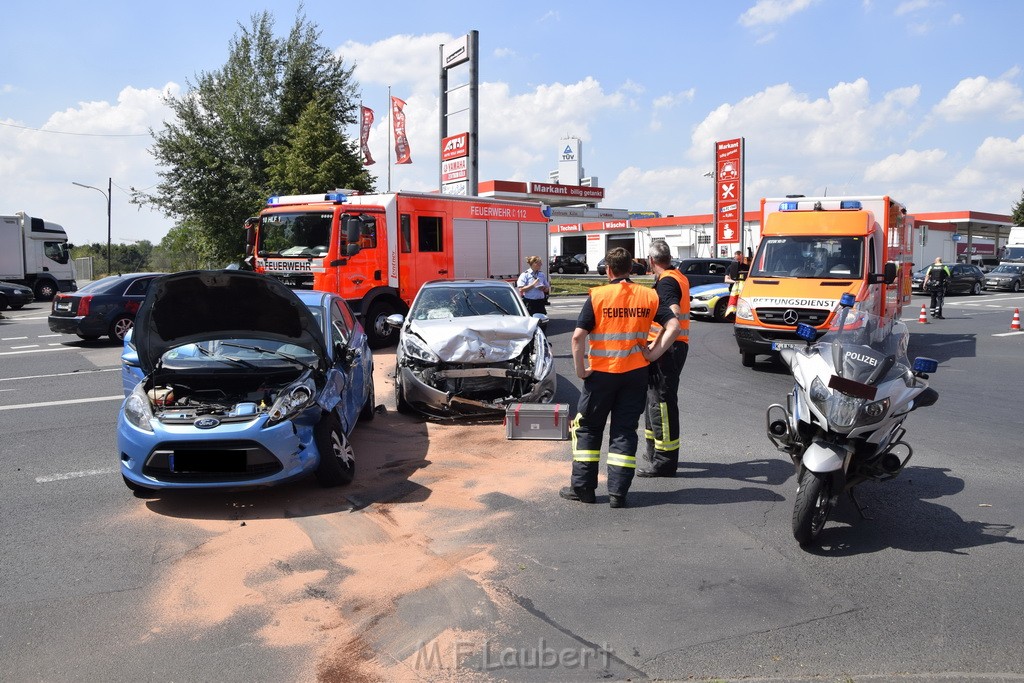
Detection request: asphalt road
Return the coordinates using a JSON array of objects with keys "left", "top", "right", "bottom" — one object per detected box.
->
[{"left": 1, "top": 290, "right": 1023, "bottom": 682}]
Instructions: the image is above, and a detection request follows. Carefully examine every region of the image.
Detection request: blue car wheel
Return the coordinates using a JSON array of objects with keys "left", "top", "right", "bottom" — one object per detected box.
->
[{"left": 314, "top": 413, "right": 356, "bottom": 487}]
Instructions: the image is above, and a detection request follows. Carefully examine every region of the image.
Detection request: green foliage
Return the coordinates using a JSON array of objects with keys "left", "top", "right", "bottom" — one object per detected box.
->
[
  {"left": 150, "top": 224, "right": 222, "bottom": 272},
  {"left": 70, "top": 241, "right": 155, "bottom": 277},
  {"left": 1011, "top": 188, "right": 1024, "bottom": 227},
  {"left": 139, "top": 8, "right": 375, "bottom": 264}
]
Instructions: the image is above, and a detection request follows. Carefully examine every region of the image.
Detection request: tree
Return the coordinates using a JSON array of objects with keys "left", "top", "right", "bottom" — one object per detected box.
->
[
  {"left": 140, "top": 9, "right": 374, "bottom": 263},
  {"left": 1011, "top": 188, "right": 1024, "bottom": 226},
  {"left": 150, "top": 224, "right": 219, "bottom": 272}
]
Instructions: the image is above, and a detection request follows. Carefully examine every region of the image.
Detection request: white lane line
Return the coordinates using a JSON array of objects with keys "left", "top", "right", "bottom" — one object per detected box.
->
[
  {"left": 1, "top": 336, "right": 28, "bottom": 341},
  {"left": 0, "top": 367, "right": 119, "bottom": 382},
  {"left": 993, "top": 331, "right": 1024, "bottom": 337},
  {"left": 36, "top": 467, "right": 119, "bottom": 483},
  {"left": 0, "top": 347, "right": 74, "bottom": 356},
  {"left": 11, "top": 345, "right": 40, "bottom": 350},
  {"left": 0, "top": 395, "right": 124, "bottom": 411}
]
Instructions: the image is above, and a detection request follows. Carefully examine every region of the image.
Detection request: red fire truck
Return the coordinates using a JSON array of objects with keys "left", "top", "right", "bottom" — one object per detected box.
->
[{"left": 244, "top": 191, "right": 551, "bottom": 348}]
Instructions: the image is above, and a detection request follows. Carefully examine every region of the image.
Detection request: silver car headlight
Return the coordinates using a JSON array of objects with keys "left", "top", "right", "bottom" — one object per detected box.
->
[
  {"left": 402, "top": 333, "right": 439, "bottom": 363},
  {"left": 267, "top": 377, "right": 317, "bottom": 425},
  {"left": 534, "top": 334, "right": 554, "bottom": 380},
  {"left": 736, "top": 297, "right": 754, "bottom": 320},
  {"left": 124, "top": 383, "right": 155, "bottom": 433}
]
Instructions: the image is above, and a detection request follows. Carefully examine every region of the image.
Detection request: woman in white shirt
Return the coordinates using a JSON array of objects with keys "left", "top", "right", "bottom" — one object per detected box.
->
[{"left": 517, "top": 255, "right": 550, "bottom": 315}]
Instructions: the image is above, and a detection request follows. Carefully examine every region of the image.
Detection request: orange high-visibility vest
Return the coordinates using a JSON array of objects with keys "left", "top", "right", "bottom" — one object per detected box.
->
[
  {"left": 648, "top": 268, "right": 691, "bottom": 345},
  {"left": 588, "top": 281, "right": 660, "bottom": 373}
]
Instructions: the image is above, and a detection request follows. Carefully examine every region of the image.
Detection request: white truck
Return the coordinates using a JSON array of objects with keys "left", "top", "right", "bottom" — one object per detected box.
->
[
  {"left": 1001, "top": 226, "right": 1024, "bottom": 264},
  {"left": 0, "top": 212, "right": 77, "bottom": 300}
]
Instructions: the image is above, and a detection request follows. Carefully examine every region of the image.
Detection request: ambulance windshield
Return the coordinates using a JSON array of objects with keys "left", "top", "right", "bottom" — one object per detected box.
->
[{"left": 751, "top": 236, "right": 863, "bottom": 279}]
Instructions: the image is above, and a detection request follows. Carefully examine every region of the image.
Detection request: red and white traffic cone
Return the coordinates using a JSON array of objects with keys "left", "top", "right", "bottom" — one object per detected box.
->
[
  {"left": 1012, "top": 308, "right": 1021, "bottom": 331},
  {"left": 918, "top": 304, "right": 928, "bottom": 324}
]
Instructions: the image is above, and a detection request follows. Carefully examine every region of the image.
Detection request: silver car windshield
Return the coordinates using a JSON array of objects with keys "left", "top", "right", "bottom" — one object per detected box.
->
[{"left": 411, "top": 287, "right": 524, "bottom": 320}]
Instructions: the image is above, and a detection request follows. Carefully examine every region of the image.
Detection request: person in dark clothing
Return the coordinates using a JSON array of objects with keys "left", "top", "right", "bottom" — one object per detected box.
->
[
  {"left": 638, "top": 240, "right": 690, "bottom": 478},
  {"left": 561, "top": 247, "right": 679, "bottom": 508},
  {"left": 923, "top": 257, "right": 951, "bottom": 319}
]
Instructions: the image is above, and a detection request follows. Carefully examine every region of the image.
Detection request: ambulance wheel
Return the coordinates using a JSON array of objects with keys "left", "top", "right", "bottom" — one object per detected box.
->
[
  {"left": 314, "top": 413, "right": 355, "bottom": 487},
  {"left": 364, "top": 299, "right": 400, "bottom": 349},
  {"left": 741, "top": 351, "right": 756, "bottom": 367}
]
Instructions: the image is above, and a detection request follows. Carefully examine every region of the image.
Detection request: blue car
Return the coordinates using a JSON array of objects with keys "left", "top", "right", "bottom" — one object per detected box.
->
[
  {"left": 118, "top": 270, "right": 375, "bottom": 495},
  {"left": 689, "top": 282, "right": 734, "bottom": 322}
]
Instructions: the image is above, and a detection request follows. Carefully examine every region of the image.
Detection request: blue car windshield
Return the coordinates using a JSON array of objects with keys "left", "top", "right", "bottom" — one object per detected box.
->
[{"left": 163, "top": 338, "right": 318, "bottom": 367}]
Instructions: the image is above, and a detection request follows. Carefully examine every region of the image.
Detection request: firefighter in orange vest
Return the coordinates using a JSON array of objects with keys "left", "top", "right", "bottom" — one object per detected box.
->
[
  {"left": 562, "top": 247, "right": 680, "bottom": 508},
  {"left": 638, "top": 240, "right": 690, "bottom": 477}
]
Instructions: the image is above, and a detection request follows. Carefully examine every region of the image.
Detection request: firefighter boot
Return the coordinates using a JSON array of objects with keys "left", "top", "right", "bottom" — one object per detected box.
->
[{"left": 559, "top": 486, "right": 596, "bottom": 504}]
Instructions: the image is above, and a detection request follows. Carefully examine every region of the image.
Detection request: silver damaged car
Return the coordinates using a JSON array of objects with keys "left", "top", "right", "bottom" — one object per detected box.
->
[{"left": 387, "top": 279, "right": 557, "bottom": 417}]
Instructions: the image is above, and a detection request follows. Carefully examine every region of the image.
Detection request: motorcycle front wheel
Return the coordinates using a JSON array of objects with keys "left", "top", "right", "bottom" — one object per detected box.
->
[{"left": 792, "top": 467, "right": 834, "bottom": 545}]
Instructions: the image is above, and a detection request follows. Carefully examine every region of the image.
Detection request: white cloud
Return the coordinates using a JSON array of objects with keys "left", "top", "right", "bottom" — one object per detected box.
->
[
  {"left": 864, "top": 148, "right": 947, "bottom": 182},
  {"left": 653, "top": 89, "right": 696, "bottom": 109},
  {"left": 895, "top": 0, "right": 933, "bottom": 16},
  {"left": 933, "top": 75, "right": 1024, "bottom": 122},
  {"left": 339, "top": 33, "right": 453, "bottom": 97},
  {"left": 739, "top": 0, "right": 819, "bottom": 27}
]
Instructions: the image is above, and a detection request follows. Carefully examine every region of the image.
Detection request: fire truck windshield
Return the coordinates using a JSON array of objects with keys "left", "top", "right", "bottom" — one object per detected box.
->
[{"left": 258, "top": 212, "right": 333, "bottom": 257}]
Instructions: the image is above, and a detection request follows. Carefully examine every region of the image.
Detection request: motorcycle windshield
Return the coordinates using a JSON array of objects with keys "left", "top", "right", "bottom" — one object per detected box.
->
[{"left": 818, "top": 309, "right": 911, "bottom": 386}]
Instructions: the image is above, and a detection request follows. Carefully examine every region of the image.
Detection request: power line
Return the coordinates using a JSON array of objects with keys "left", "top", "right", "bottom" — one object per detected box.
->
[{"left": 0, "top": 120, "right": 150, "bottom": 137}]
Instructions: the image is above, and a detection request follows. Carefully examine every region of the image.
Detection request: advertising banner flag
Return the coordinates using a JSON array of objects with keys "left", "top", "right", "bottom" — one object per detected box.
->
[
  {"left": 359, "top": 105, "right": 375, "bottom": 166},
  {"left": 391, "top": 96, "right": 412, "bottom": 164}
]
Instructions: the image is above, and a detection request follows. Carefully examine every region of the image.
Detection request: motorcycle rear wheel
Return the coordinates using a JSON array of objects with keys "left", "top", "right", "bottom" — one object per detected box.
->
[{"left": 792, "top": 467, "right": 834, "bottom": 545}]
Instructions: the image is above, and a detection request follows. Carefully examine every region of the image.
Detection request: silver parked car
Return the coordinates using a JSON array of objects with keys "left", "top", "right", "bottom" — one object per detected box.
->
[{"left": 387, "top": 279, "right": 557, "bottom": 418}]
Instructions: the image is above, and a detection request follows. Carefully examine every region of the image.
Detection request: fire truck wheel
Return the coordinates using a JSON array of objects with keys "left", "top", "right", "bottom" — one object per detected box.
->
[{"left": 365, "top": 300, "right": 400, "bottom": 349}]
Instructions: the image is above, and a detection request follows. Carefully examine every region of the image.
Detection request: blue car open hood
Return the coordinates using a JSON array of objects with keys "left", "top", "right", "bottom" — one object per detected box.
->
[{"left": 132, "top": 270, "right": 328, "bottom": 375}]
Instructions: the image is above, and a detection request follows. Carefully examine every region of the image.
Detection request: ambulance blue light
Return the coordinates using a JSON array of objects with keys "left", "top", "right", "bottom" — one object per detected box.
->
[
  {"left": 324, "top": 192, "right": 348, "bottom": 203},
  {"left": 840, "top": 200, "right": 862, "bottom": 210},
  {"left": 779, "top": 201, "right": 799, "bottom": 211}
]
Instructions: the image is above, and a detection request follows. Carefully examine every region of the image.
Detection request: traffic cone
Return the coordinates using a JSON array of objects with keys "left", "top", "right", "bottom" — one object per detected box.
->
[
  {"left": 1012, "top": 308, "right": 1021, "bottom": 331},
  {"left": 918, "top": 304, "right": 928, "bottom": 324}
]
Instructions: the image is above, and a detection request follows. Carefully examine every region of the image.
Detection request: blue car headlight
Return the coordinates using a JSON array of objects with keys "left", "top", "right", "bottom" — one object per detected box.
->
[
  {"left": 402, "top": 333, "right": 439, "bottom": 363},
  {"left": 124, "top": 383, "right": 155, "bottom": 432},
  {"left": 267, "top": 377, "right": 317, "bottom": 425}
]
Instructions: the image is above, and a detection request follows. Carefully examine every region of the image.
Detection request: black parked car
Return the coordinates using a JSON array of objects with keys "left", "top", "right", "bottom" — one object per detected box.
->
[
  {"left": 0, "top": 280, "right": 34, "bottom": 311},
  {"left": 48, "top": 272, "right": 166, "bottom": 341},
  {"left": 549, "top": 255, "right": 589, "bottom": 274},
  {"left": 911, "top": 263, "right": 984, "bottom": 295},
  {"left": 983, "top": 264, "right": 1024, "bottom": 292},
  {"left": 596, "top": 258, "right": 647, "bottom": 276},
  {"left": 672, "top": 258, "right": 733, "bottom": 287}
]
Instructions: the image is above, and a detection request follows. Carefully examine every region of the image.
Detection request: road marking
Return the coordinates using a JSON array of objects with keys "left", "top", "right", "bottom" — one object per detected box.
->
[
  {"left": 1, "top": 336, "right": 28, "bottom": 341},
  {"left": 12, "top": 344, "right": 40, "bottom": 349},
  {"left": 993, "top": 331, "right": 1024, "bottom": 337},
  {"left": 0, "top": 395, "right": 124, "bottom": 411},
  {"left": 36, "top": 467, "right": 119, "bottom": 483},
  {"left": 39, "top": 333, "right": 63, "bottom": 338},
  {"left": 0, "top": 367, "right": 119, "bottom": 383},
  {"left": 0, "top": 347, "right": 74, "bottom": 356}
]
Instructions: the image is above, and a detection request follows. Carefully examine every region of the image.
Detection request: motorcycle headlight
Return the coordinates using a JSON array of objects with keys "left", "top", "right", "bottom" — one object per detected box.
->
[
  {"left": 267, "top": 377, "right": 317, "bottom": 425},
  {"left": 736, "top": 297, "right": 754, "bottom": 320},
  {"left": 828, "top": 392, "right": 865, "bottom": 429},
  {"left": 402, "top": 333, "right": 439, "bottom": 363},
  {"left": 860, "top": 397, "right": 890, "bottom": 425},
  {"left": 809, "top": 377, "right": 830, "bottom": 404},
  {"left": 124, "top": 383, "right": 155, "bottom": 433}
]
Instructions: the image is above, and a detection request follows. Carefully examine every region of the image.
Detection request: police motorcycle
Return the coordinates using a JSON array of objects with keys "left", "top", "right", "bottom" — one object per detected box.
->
[{"left": 766, "top": 293, "right": 939, "bottom": 546}]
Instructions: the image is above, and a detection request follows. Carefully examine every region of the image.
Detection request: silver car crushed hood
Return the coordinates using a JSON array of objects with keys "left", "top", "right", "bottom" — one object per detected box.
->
[
  {"left": 408, "top": 316, "right": 540, "bottom": 363},
  {"left": 133, "top": 270, "right": 327, "bottom": 375}
]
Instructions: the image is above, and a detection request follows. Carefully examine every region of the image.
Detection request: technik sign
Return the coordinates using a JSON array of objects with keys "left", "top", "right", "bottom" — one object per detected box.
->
[{"left": 715, "top": 137, "right": 744, "bottom": 245}]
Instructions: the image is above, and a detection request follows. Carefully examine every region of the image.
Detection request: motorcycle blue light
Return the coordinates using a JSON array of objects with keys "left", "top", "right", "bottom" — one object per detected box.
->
[
  {"left": 779, "top": 201, "right": 799, "bottom": 211},
  {"left": 795, "top": 322, "right": 816, "bottom": 341},
  {"left": 839, "top": 293, "right": 856, "bottom": 307},
  {"left": 913, "top": 357, "right": 939, "bottom": 373},
  {"left": 840, "top": 200, "right": 862, "bottom": 209}
]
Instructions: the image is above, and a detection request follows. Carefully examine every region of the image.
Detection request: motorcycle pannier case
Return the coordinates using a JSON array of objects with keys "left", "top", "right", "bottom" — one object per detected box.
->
[{"left": 505, "top": 403, "right": 570, "bottom": 441}]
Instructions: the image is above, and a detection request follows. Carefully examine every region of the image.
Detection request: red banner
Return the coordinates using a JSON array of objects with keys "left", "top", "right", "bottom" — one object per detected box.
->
[
  {"left": 359, "top": 105, "right": 375, "bottom": 166},
  {"left": 714, "top": 138, "right": 744, "bottom": 244},
  {"left": 391, "top": 96, "right": 411, "bottom": 165}
]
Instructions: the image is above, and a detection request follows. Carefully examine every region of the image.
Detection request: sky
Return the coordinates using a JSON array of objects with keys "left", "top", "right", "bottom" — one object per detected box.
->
[{"left": 2, "top": 0, "right": 1023, "bottom": 247}]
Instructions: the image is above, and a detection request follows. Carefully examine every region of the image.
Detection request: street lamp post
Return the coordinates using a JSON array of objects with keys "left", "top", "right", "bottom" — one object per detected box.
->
[{"left": 72, "top": 178, "right": 111, "bottom": 275}]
